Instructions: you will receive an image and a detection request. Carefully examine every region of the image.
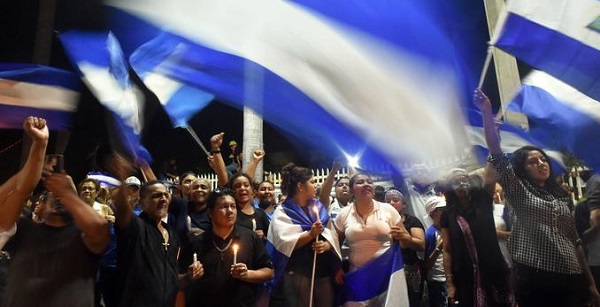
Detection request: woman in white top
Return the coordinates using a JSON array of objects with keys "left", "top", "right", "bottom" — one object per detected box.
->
[{"left": 334, "top": 173, "right": 409, "bottom": 306}]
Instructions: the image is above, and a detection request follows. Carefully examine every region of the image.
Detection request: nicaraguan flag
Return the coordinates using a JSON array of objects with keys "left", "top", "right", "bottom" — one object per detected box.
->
[
  {"left": 86, "top": 171, "right": 122, "bottom": 188},
  {"left": 59, "top": 30, "right": 151, "bottom": 161},
  {"left": 466, "top": 117, "right": 566, "bottom": 170},
  {"left": 266, "top": 198, "right": 341, "bottom": 288},
  {"left": 106, "top": 0, "right": 470, "bottom": 172},
  {"left": 492, "top": 0, "right": 600, "bottom": 101},
  {"left": 341, "top": 242, "right": 409, "bottom": 307},
  {"left": 130, "top": 33, "right": 215, "bottom": 128},
  {"left": 0, "top": 63, "right": 79, "bottom": 129},
  {"left": 507, "top": 70, "right": 600, "bottom": 170}
]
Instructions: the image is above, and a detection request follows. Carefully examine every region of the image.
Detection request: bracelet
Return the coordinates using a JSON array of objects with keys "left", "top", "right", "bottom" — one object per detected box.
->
[{"left": 210, "top": 150, "right": 221, "bottom": 154}]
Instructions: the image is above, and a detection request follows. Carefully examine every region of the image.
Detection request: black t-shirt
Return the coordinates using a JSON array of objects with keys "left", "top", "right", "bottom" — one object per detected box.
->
[
  {"left": 168, "top": 195, "right": 190, "bottom": 238},
  {"left": 236, "top": 207, "right": 270, "bottom": 238},
  {"left": 116, "top": 212, "right": 180, "bottom": 307},
  {"left": 3, "top": 219, "right": 99, "bottom": 307},
  {"left": 401, "top": 214, "right": 425, "bottom": 265},
  {"left": 440, "top": 188, "right": 509, "bottom": 284},
  {"left": 186, "top": 226, "right": 273, "bottom": 307},
  {"left": 188, "top": 203, "right": 211, "bottom": 232}
]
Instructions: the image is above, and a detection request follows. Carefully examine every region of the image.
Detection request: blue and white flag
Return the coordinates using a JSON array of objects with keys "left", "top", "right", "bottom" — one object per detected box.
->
[
  {"left": 59, "top": 30, "right": 151, "bottom": 161},
  {"left": 130, "top": 34, "right": 215, "bottom": 128},
  {"left": 266, "top": 198, "right": 341, "bottom": 288},
  {"left": 0, "top": 63, "right": 79, "bottom": 130},
  {"left": 106, "top": 0, "right": 470, "bottom": 172},
  {"left": 507, "top": 70, "right": 600, "bottom": 170},
  {"left": 492, "top": 0, "right": 600, "bottom": 101},
  {"left": 87, "top": 171, "right": 122, "bottom": 188},
  {"left": 341, "top": 242, "right": 409, "bottom": 307},
  {"left": 466, "top": 117, "right": 565, "bottom": 170}
]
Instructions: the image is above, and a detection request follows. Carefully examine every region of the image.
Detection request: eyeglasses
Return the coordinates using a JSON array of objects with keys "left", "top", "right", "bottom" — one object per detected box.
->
[{"left": 81, "top": 186, "right": 96, "bottom": 192}]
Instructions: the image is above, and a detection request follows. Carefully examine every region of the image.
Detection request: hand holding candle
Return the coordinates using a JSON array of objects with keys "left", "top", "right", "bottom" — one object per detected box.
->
[
  {"left": 232, "top": 243, "right": 239, "bottom": 264},
  {"left": 312, "top": 206, "right": 321, "bottom": 242},
  {"left": 188, "top": 252, "right": 203, "bottom": 280}
]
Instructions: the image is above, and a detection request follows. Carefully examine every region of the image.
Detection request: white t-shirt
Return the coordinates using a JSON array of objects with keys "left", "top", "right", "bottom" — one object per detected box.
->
[
  {"left": 493, "top": 204, "right": 513, "bottom": 268},
  {"left": 334, "top": 201, "right": 401, "bottom": 271}
]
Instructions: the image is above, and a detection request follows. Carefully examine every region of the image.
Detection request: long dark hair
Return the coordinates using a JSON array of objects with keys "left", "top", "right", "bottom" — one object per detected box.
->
[
  {"left": 511, "top": 146, "right": 567, "bottom": 198},
  {"left": 280, "top": 163, "right": 312, "bottom": 197}
]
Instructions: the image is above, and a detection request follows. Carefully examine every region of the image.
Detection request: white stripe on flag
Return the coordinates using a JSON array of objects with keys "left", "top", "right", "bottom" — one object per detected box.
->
[
  {"left": 78, "top": 62, "right": 144, "bottom": 134},
  {"left": 108, "top": 0, "right": 469, "bottom": 167},
  {"left": 522, "top": 71, "right": 600, "bottom": 123},
  {"left": 493, "top": 0, "right": 600, "bottom": 48},
  {"left": 466, "top": 125, "right": 565, "bottom": 168},
  {"left": 0, "top": 79, "right": 79, "bottom": 111},
  {"left": 142, "top": 73, "right": 182, "bottom": 107}
]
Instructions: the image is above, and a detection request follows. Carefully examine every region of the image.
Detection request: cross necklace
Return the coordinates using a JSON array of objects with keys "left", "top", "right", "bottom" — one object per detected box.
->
[
  {"left": 160, "top": 227, "right": 170, "bottom": 251},
  {"left": 212, "top": 238, "right": 233, "bottom": 261}
]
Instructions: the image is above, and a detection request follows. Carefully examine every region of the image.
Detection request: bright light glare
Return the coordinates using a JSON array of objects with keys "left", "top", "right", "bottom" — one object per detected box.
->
[{"left": 343, "top": 152, "right": 360, "bottom": 169}]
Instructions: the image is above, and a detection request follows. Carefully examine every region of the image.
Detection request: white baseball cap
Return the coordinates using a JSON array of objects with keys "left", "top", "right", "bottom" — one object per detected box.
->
[
  {"left": 124, "top": 176, "right": 141, "bottom": 187},
  {"left": 425, "top": 196, "right": 446, "bottom": 216}
]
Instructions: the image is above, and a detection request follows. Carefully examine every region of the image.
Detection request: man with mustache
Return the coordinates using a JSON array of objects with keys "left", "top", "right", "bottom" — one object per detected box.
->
[{"left": 113, "top": 179, "right": 203, "bottom": 307}]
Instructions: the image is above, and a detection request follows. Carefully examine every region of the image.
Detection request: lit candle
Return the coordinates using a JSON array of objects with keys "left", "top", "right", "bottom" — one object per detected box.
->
[
  {"left": 232, "top": 244, "right": 239, "bottom": 264},
  {"left": 193, "top": 253, "right": 197, "bottom": 263},
  {"left": 312, "top": 206, "right": 321, "bottom": 242},
  {"left": 251, "top": 218, "right": 257, "bottom": 232},
  {"left": 313, "top": 206, "right": 321, "bottom": 223}
]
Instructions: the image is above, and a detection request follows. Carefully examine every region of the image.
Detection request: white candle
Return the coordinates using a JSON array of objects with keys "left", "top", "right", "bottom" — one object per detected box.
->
[
  {"left": 312, "top": 206, "right": 321, "bottom": 242},
  {"left": 193, "top": 253, "right": 197, "bottom": 263},
  {"left": 313, "top": 206, "right": 321, "bottom": 223},
  {"left": 232, "top": 244, "right": 239, "bottom": 264},
  {"left": 251, "top": 218, "right": 257, "bottom": 231}
]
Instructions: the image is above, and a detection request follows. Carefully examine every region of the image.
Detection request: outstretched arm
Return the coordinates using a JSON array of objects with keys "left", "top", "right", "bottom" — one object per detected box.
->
[
  {"left": 475, "top": 88, "right": 502, "bottom": 155},
  {"left": 106, "top": 153, "right": 136, "bottom": 230},
  {"left": 208, "top": 132, "right": 228, "bottom": 187},
  {"left": 0, "top": 117, "right": 49, "bottom": 230},
  {"left": 44, "top": 172, "right": 110, "bottom": 254},
  {"left": 245, "top": 149, "right": 265, "bottom": 182},
  {"left": 319, "top": 160, "right": 342, "bottom": 208}
]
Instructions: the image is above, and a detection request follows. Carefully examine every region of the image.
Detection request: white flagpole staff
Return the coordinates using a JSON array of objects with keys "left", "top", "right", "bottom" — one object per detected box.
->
[
  {"left": 309, "top": 205, "right": 322, "bottom": 307},
  {"left": 184, "top": 126, "right": 210, "bottom": 157}
]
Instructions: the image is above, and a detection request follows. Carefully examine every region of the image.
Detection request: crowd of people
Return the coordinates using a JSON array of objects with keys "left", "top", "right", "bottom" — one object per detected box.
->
[{"left": 0, "top": 88, "right": 599, "bottom": 307}]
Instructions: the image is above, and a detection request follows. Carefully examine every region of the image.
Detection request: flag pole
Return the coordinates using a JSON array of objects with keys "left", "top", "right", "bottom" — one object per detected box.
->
[
  {"left": 185, "top": 126, "right": 210, "bottom": 157},
  {"left": 309, "top": 206, "right": 321, "bottom": 307},
  {"left": 309, "top": 243, "right": 318, "bottom": 307},
  {"left": 478, "top": 45, "right": 494, "bottom": 88}
]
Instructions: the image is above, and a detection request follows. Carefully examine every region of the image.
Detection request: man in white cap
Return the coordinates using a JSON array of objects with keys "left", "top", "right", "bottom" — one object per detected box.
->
[
  {"left": 123, "top": 176, "right": 142, "bottom": 215},
  {"left": 424, "top": 196, "right": 448, "bottom": 307}
]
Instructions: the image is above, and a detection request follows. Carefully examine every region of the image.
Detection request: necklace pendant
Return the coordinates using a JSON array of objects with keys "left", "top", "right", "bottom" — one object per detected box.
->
[{"left": 220, "top": 252, "right": 224, "bottom": 261}]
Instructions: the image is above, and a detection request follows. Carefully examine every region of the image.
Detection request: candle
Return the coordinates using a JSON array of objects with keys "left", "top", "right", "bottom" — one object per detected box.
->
[
  {"left": 313, "top": 206, "right": 321, "bottom": 223},
  {"left": 312, "top": 206, "right": 320, "bottom": 242},
  {"left": 232, "top": 244, "right": 239, "bottom": 264},
  {"left": 251, "top": 218, "right": 257, "bottom": 232},
  {"left": 193, "top": 253, "right": 197, "bottom": 263}
]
